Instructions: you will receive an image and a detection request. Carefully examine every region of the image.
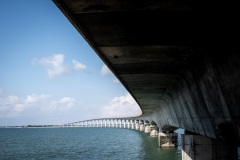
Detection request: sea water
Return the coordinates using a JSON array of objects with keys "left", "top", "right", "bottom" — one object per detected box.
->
[{"left": 0, "top": 127, "right": 182, "bottom": 160}]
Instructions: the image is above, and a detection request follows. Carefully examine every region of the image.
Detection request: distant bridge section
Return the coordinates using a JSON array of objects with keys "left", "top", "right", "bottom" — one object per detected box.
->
[
  {"left": 63, "top": 118, "right": 177, "bottom": 131},
  {"left": 62, "top": 118, "right": 149, "bottom": 128}
]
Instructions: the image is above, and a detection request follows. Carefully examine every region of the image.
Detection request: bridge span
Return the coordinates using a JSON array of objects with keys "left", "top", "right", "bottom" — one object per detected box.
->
[
  {"left": 53, "top": 0, "right": 239, "bottom": 159},
  {"left": 62, "top": 118, "right": 178, "bottom": 147},
  {"left": 62, "top": 118, "right": 154, "bottom": 130}
]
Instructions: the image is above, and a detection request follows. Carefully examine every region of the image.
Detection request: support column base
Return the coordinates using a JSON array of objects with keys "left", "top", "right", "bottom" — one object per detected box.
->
[{"left": 158, "top": 132, "right": 178, "bottom": 147}]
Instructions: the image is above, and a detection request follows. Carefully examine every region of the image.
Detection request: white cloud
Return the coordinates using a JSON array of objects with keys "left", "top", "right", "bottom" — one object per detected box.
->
[
  {"left": 12, "top": 94, "right": 50, "bottom": 112},
  {"left": 0, "top": 93, "right": 77, "bottom": 117},
  {"left": 13, "top": 104, "right": 28, "bottom": 112},
  {"left": 25, "top": 94, "right": 50, "bottom": 104},
  {"left": 50, "top": 97, "right": 76, "bottom": 111},
  {"left": 101, "top": 93, "right": 142, "bottom": 118},
  {"left": 59, "top": 97, "right": 74, "bottom": 103},
  {"left": 113, "top": 79, "right": 120, "bottom": 84},
  {"left": 0, "top": 94, "right": 49, "bottom": 117},
  {"left": 72, "top": 60, "right": 87, "bottom": 71},
  {"left": 7, "top": 96, "right": 19, "bottom": 104},
  {"left": 32, "top": 54, "right": 68, "bottom": 77},
  {"left": 100, "top": 65, "right": 113, "bottom": 76},
  {"left": 32, "top": 54, "right": 87, "bottom": 78}
]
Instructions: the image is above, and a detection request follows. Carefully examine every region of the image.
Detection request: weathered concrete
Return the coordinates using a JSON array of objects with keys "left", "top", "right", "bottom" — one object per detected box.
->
[
  {"left": 53, "top": 0, "right": 240, "bottom": 150},
  {"left": 182, "top": 135, "right": 238, "bottom": 160},
  {"left": 127, "top": 121, "right": 131, "bottom": 129},
  {"left": 150, "top": 129, "right": 158, "bottom": 137},
  {"left": 145, "top": 125, "right": 151, "bottom": 133},
  {"left": 135, "top": 123, "right": 139, "bottom": 130},
  {"left": 139, "top": 124, "right": 145, "bottom": 132},
  {"left": 158, "top": 132, "right": 178, "bottom": 147}
]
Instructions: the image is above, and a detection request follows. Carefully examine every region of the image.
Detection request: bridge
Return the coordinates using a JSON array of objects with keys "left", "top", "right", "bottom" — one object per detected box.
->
[
  {"left": 53, "top": 0, "right": 239, "bottom": 159},
  {"left": 61, "top": 118, "right": 176, "bottom": 146},
  {"left": 62, "top": 118, "right": 154, "bottom": 130}
]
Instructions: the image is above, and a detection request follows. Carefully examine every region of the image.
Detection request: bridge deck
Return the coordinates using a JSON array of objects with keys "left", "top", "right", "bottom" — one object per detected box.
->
[{"left": 53, "top": 0, "right": 240, "bottom": 145}]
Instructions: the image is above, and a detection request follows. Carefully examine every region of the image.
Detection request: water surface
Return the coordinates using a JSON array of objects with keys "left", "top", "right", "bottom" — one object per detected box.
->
[{"left": 0, "top": 128, "right": 181, "bottom": 160}]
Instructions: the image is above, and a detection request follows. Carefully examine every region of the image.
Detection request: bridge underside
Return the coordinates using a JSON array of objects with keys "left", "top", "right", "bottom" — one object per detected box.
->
[{"left": 53, "top": 0, "right": 240, "bottom": 146}]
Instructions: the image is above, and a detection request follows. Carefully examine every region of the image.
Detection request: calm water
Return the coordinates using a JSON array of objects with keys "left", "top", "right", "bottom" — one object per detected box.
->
[{"left": 0, "top": 128, "right": 182, "bottom": 160}]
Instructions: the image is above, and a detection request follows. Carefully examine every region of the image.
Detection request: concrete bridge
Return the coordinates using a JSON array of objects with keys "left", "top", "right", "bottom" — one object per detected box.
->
[
  {"left": 62, "top": 118, "right": 153, "bottom": 130},
  {"left": 53, "top": 0, "right": 239, "bottom": 159},
  {"left": 61, "top": 118, "right": 175, "bottom": 146}
]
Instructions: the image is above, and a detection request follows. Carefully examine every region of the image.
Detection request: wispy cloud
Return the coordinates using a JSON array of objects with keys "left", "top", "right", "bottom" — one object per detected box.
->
[
  {"left": 72, "top": 60, "right": 87, "bottom": 71},
  {"left": 0, "top": 93, "right": 76, "bottom": 117},
  {"left": 32, "top": 54, "right": 87, "bottom": 77},
  {"left": 0, "top": 94, "right": 51, "bottom": 117},
  {"left": 113, "top": 79, "right": 120, "bottom": 84},
  {"left": 101, "top": 93, "right": 142, "bottom": 118},
  {"left": 32, "top": 54, "right": 67, "bottom": 77},
  {"left": 101, "top": 65, "right": 121, "bottom": 85},
  {"left": 24, "top": 94, "right": 51, "bottom": 104},
  {"left": 100, "top": 64, "right": 113, "bottom": 76},
  {"left": 49, "top": 97, "right": 76, "bottom": 111}
]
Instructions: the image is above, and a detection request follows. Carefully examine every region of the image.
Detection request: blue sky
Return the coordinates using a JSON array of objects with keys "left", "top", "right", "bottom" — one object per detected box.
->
[{"left": 0, "top": 0, "right": 141, "bottom": 126}]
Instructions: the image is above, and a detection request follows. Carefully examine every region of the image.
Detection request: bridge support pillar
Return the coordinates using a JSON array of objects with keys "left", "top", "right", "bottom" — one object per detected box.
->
[
  {"left": 131, "top": 120, "right": 135, "bottom": 129},
  {"left": 182, "top": 135, "right": 237, "bottom": 160},
  {"left": 135, "top": 121, "right": 139, "bottom": 130},
  {"left": 144, "top": 125, "right": 151, "bottom": 133},
  {"left": 140, "top": 124, "right": 145, "bottom": 131},
  {"left": 112, "top": 119, "right": 114, "bottom": 127},
  {"left": 127, "top": 120, "right": 130, "bottom": 129},
  {"left": 158, "top": 132, "right": 178, "bottom": 147},
  {"left": 150, "top": 129, "right": 158, "bottom": 137}
]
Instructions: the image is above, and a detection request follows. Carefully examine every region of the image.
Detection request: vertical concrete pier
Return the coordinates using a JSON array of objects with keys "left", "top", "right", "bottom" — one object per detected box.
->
[
  {"left": 111, "top": 119, "right": 114, "bottom": 127},
  {"left": 145, "top": 125, "right": 151, "bottom": 133},
  {"left": 182, "top": 135, "right": 237, "bottom": 160},
  {"left": 115, "top": 119, "right": 117, "bottom": 128},
  {"left": 140, "top": 120, "right": 145, "bottom": 131},
  {"left": 127, "top": 120, "right": 130, "bottom": 129},
  {"left": 158, "top": 132, "right": 178, "bottom": 147},
  {"left": 123, "top": 120, "right": 126, "bottom": 128},
  {"left": 140, "top": 124, "right": 145, "bottom": 131},
  {"left": 135, "top": 120, "right": 139, "bottom": 130},
  {"left": 131, "top": 120, "right": 135, "bottom": 129},
  {"left": 150, "top": 129, "right": 158, "bottom": 137}
]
